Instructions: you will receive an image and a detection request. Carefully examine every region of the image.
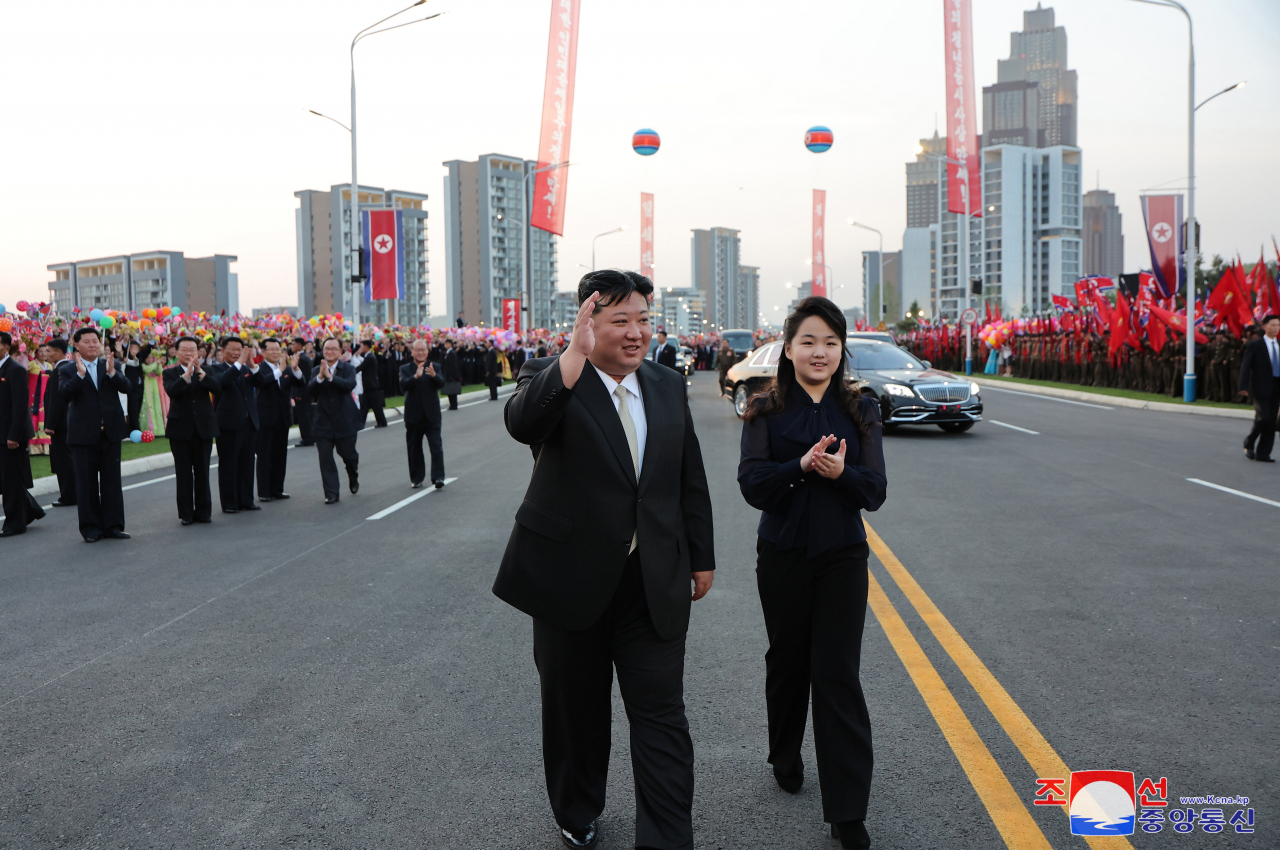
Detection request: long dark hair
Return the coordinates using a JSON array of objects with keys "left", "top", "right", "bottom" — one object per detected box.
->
[{"left": 743, "top": 296, "right": 869, "bottom": 435}]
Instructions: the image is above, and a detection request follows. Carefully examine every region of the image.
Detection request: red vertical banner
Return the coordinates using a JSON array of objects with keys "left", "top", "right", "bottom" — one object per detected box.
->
[
  {"left": 531, "top": 0, "right": 581, "bottom": 236},
  {"left": 944, "top": 0, "right": 982, "bottom": 217},
  {"left": 811, "top": 189, "right": 827, "bottom": 298},
  {"left": 502, "top": 298, "right": 521, "bottom": 333},
  {"left": 640, "top": 193, "right": 654, "bottom": 281}
]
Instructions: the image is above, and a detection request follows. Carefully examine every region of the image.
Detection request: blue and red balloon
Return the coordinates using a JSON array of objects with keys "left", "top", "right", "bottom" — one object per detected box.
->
[
  {"left": 804, "top": 126, "right": 833, "bottom": 153},
  {"left": 632, "top": 129, "right": 660, "bottom": 156}
]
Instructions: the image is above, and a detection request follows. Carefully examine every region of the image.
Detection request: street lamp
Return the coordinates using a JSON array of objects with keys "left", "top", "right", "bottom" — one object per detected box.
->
[
  {"left": 345, "top": 1, "right": 442, "bottom": 330},
  {"left": 848, "top": 220, "right": 885, "bottom": 337},
  {"left": 805, "top": 259, "right": 835, "bottom": 293},
  {"left": 592, "top": 226, "right": 627, "bottom": 271}
]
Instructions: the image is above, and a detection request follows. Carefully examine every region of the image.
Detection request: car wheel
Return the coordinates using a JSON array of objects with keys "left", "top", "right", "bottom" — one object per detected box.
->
[
  {"left": 938, "top": 421, "right": 974, "bottom": 433},
  {"left": 733, "top": 384, "right": 750, "bottom": 418}
]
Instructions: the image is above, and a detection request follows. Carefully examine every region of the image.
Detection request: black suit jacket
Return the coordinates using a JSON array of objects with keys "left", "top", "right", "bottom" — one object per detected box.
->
[
  {"left": 255, "top": 364, "right": 296, "bottom": 428},
  {"left": 43, "top": 359, "right": 69, "bottom": 434},
  {"left": 358, "top": 352, "right": 381, "bottom": 392},
  {"left": 1239, "top": 337, "right": 1279, "bottom": 401},
  {"left": 162, "top": 365, "right": 221, "bottom": 441},
  {"left": 0, "top": 357, "right": 30, "bottom": 444},
  {"left": 442, "top": 349, "right": 461, "bottom": 383},
  {"left": 211, "top": 361, "right": 269, "bottom": 431},
  {"left": 653, "top": 343, "right": 678, "bottom": 371},
  {"left": 400, "top": 361, "right": 445, "bottom": 425},
  {"left": 493, "top": 357, "right": 716, "bottom": 641},
  {"left": 308, "top": 361, "right": 358, "bottom": 439},
  {"left": 58, "top": 359, "right": 132, "bottom": 445},
  {"left": 293, "top": 354, "right": 315, "bottom": 399}
]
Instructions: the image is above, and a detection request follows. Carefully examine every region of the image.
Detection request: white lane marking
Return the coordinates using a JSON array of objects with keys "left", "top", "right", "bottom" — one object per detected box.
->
[
  {"left": 1187, "top": 478, "right": 1280, "bottom": 509},
  {"left": 980, "top": 385, "right": 1113, "bottom": 410},
  {"left": 366, "top": 477, "right": 459, "bottom": 520},
  {"left": 988, "top": 419, "right": 1040, "bottom": 435},
  {"left": 123, "top": 474, "right": 176, "bottom": 492}
]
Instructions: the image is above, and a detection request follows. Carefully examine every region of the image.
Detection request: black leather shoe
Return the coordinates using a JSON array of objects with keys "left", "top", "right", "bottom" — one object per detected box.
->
[
  {"left": 181, "top": 518, "right": 195, "bottom": 526},
  {"left": 1245, "top": 446, "right": 1256, "bottom": 460},
  {"left": 222, "top": 508, "right": 239, "bottom": 514},
  {"left": 325, "top": 496, "right": 339, "bottom": 505},
  {"left": 104, "top": 530, "right": 131, "bottom": 540},
  {"left": 242, "top": 504, "right": 262, "bottom": 511},
  {"left": 560, "top": 820, "right": 598, "bottom": 848},
  {"left": 259, "top": 496, "right": 274, "bottom": 502},
  {"left": 0, "top": 529, "right": 24, "bottom": 537},
  {"left": 830, "top": 820, "right": 871, "bottom": 849},
  {"left": 349, "top": 472, "right": 359, "bottom": 495},
  {"left": 83, "top": 535, "right": 101, "bottom": 543},
  {"left": 774, "top": 768, "right": 804, "bottom": 794},
  {"left": 196, "top": 516, "right": 212, "bottom": 524},
  {"left": 411, "top": 482, "right": 425, "bottom": 490},
  {"left": 433, "top": 480, "right": 445, "bottom": 490},
  {"left": 51, "top": 500, "right": 75, "bottom": 508},
  {"left": 272, "top": 493, "right": 290, "bottom": 500},
  {"left": 1259, "top": 457, "right": 1276, "bottom": 463}
]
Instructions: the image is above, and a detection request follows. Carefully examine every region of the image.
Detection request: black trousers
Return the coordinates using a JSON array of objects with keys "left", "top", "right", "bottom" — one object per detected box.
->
[
  {"left": 756, "top": 538, "right": 873, "bottom": 823},
  {"left": 296, "top": 397, "right": 314, "bottom": 444},
  {"left": 1245, "top": 380, "right": 1280, "bottom": 460},
  {"left": 1, "top": 445, "right": 43, "bottom": 534},
  {"left": 316, "top": 434, "right": 358, "bottom": 500},
  {"left": 171, "top": 435, "right": 213, "bottom": 521},
  {"left": 488, "top": 381, "right": 499, "bottom": 401},
  {"left": 405, "top": 419, "right": 444, "bottom": 485},
  {"left": 533, "top": 550, "right": 694, "bottom": 850},
  {"left": 49, "top": 430, "right": 76, "bottom": 504},
  {"left": 69, "top": 436, "right": 125, "bottom": 538},
  {"left": 127, "top": 388, "right": 142, "bottom": 432},
  {"left": 358, "top": 392, "right": 387, "bottom": 428},
  {"left": 256, "top": 421, "right": 289, "bottom": 497},
  {"left": 216, "top": 426, "right": 257, "bottom": 510},
  {"left": 447, "top": 394, "right": 458, "bottom": 410}
]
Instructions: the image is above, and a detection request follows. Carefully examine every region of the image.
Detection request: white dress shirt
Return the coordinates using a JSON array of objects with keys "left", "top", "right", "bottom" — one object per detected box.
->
[{"left": 592, "top": 364, "right": 647, "bottom": 474}]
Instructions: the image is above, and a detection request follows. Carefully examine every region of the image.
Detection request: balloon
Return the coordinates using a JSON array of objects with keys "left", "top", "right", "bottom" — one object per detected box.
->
[
  {"left": 161, "top": 306, "right": 172, "bottom": 317},
  {"left": 171, "top": 310, "right": 182, "bottom": 319},
  {"left": 142, "top": 308, "right": 156, "bottom": 319},
  {"left": 0, "top": 305, "right": 7, "bottom": 314},
  {"left": 15, "top": 300, "right": 28, "bottom": 312},
  {"left": 309, "top": 317, "right": 319, "bottom": 327},
  {"left": 129, "top": 430, "right": 142, "bottom": 443},
  {"left": 0, "top": 318, "right": 11, "bottom": 333},
  {"left": 141, "top": 430, "right": 155, "bottom": 443},
  {"left": 140, "top": 319, "right": 151, "bottom": 329},
  {"left": 99, "top": 316, "right": 115, "bottom": 329},
  {"left": 90, "top": 308, "right": 104, "bottom": 320},
  {"left": 804, "top": 125, "right": 834, "bottom": 153},
  {"left": 631, "top": 128, "right": 660, "bottom": 156}
]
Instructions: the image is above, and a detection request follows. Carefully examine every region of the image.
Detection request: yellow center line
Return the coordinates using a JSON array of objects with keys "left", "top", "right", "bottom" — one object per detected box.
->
[
  {"left": 867, "top": 569, "right": 1054, "bottom": 849},
  {"left": 866, "top": 523, "right": 1135, "bottom": 850}
]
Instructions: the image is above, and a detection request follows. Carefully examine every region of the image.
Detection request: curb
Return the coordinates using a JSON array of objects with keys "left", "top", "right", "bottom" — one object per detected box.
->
[
  {"left": 30, "top": 382, "right": 517, "bottom": 496},
  {"left": 972, "top": 377, "right": 1254, "bottom": 420}
]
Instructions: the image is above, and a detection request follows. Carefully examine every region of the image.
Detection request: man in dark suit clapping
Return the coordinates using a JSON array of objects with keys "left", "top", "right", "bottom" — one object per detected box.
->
[
  {"left": 59, "top": 326, "right": 132, "bottom": 542},
  {"left": 1239, "top": 313, "right": 1280, "bottom": 462},
  {"left": 291, "top": 337, "right": 315, "bottom": 447},
  {"left": 255, "top": 338, "right": 302, "bottom": 501},
  {"left": 163, "top": 336, "right": 222, "bottom": 525},
  {"left": 42, "top": 338, "right": 76, "bottom": 507},
  {"left": 494, "top": 270, "right": 716, "bottom": 850},
  {"left": 400, "top": 339, "right": 445, "bottom": 490},
  {"left": 0, "top": 331, "right": 45, "bottom": 536},
  {"left": 309, "top": 337, "right": 360, "bottom": 504},
  {"left": 210, "top": 336, "right": 271, "bottom": 513}
]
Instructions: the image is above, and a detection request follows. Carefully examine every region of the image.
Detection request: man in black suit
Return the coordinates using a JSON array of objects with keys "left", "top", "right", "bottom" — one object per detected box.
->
[
  {"left": 400, "top": 339, "right": 445, "bottom": 490},
  {"left": 1239, "top": 313, "right": 1280, "bottom": 462},
  {"left": 255, "top": 338, "right": 302, "bottom": 501},
  {"left": 211, "top": 335, "right": 270, "bottom": 513},
  {"left": 291, "top": 337, "right": 315, "bottom": 447},
  {"left": 309, "top": 337, "right": 360, "bottom": 504},
  {"left": 484, "top": 340, "right": 501, "bottom": 401},
  {"left": 441, "top": 339, "right": 462, "bottom": 410},
  {"left": 494, "top": 270, "right": 716, "bottom": 850},
  {"left": 456, "top": 311, "right": 466, "bottom": 328},
  {"left": 163, "top": 336, "right": 222, "bottom": 525},
  {"left": 42, "top": 338, "right": 76, "bottom": 507},
  {"left": 121, "top": 337, "right": 151, "bottom": 432},
  {"left": 356, "top": 340, "right": 388, "bottom": 428},
  {"left": 59, "top": 326, "right": 132, "bottom": 542},
  {"left": 0, "top": 331, "right": 45, "bottom": 536},
  {"left": 651, "top": 330, "right": 679, "bottom": 372}
]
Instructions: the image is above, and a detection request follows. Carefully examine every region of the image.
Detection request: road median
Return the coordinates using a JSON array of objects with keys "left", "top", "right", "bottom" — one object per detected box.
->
[{"left": 973, "top": 377, "right": 1253, "bottom": 420}]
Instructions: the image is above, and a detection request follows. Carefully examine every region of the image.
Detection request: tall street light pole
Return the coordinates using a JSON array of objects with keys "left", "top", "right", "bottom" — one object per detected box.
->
[
  {"left": 848, "top": 221, "right": 883, "bottom": 327},
  {"left": 521, "top": 161, "right": 571, "bottom": 332},
  {"left": 592, "top": 226, "right": 627, "bottom": 271},
  {"left": 347, "top": 1, "right": 441, "bottom": 332}
]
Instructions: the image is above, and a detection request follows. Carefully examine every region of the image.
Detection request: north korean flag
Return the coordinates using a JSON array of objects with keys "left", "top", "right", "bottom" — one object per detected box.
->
[{"left": 361, "top": 209, "right": 405, "bottom": 302}]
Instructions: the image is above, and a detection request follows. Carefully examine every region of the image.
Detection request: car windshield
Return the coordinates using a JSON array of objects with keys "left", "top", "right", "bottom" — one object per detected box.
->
[
  {"left": 722, "top": 331, "right": 755, "bottom": 351},
  {"left": 847, "top": 341, "right": 924, "bottom": 371}
]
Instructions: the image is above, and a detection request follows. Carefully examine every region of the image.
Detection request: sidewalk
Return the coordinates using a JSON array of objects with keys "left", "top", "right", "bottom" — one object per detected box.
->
[
  {"left": 972, "top": 377, "right": 1254, "bottom": 421},
  {"left": 30, "top": 382, "right": 517, "bottom": 497}
]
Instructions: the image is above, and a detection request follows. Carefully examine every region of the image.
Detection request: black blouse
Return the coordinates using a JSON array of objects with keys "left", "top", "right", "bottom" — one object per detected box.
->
[{"left": 738, "top": 382, "right": 887, "bottom": 558}]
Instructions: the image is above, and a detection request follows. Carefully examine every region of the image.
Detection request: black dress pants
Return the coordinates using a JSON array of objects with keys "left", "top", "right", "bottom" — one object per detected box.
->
[
  {"left": 49, "top": 430, "right": 76, "bottom": 504},
  {"left": 533, "top": 550, "right": 694, "bottom": 850},
  {"left": 1245, "top": 380, "right": 1280, "bottom": 460},
  {"left": 405, "top": 419, "right": 444, "bottom": 485},
  {"left": 69, "top": 436, "right": 124, "bottom": 538},
  {"left": 1, "top": 445, "right": 43, "bottom": 534},
  {"left": 755, "top": 538, "right": 873, "bottom": 824},
  {"left": 296, "top": 397, "right": 314, "bottom": 444},
  {"left": 171, "top": 436, "right": 213, "bottom": 521},
  {"left": 358, "top": 392, "right": 388, "bottom": 428},
  {"left": 217, "top": 427, "right": 257, "bottom": 510},
  {"left": 316, "top": 434, "right": 359, "bottom": 500},
  {"left": 256, "top": 421, "right": 289, "bottom": 497}
]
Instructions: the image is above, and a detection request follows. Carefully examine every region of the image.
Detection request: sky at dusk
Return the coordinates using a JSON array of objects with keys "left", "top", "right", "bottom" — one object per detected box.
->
[{"left": 2, "top": 0, "right": 1277, "bottom": 321}]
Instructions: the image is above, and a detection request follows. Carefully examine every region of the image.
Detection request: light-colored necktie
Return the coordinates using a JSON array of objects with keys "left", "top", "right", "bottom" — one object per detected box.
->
[
  {"left": 88, "top": 360, "right": 99, "bottom": 389},
  {"left": 1270, "top": 340, "right": 1278, "bottom": 378},
  {"left": 614, "top": 384, "right": 640, "bottom": 553}
]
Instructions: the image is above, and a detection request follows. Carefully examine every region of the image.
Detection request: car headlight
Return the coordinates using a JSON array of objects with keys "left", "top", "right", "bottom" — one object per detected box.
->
[
  {"left": 970, "top": 381, "right": 981, "bottom": 396},
  {"left": 884, "top": 383, "right": 914, "bottom": 397}
]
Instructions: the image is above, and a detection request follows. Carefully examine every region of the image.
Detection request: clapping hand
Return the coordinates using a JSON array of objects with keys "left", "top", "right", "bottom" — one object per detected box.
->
[
  {"left": 799, "top": 434, "right": 837, "bottom": 473},
  {"left": 811, "top": 438, "right": 847, "bottom": 480},
  {"left": 74, "top": 351, "right": 87, "bottom": 377},
  {"left": 424, "top": 361, "right": 436, "bottom": 378},
  {"left": 183, "top": 360, "right": 196, "bottom": 381},
  {"left": 105, "top": 348, "right": 116, "bottom": 376},
  {"left": 319, "top": 360, "right": 332, "bottom": 380},
  {"left": 288, "top": 352, "right": 300, "bottom": 371}
]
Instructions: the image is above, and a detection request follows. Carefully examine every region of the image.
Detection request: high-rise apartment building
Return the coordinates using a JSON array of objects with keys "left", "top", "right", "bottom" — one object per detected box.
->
[
  {"left": 48, "top": 252, "right": 238, "bottom": 315},
  {"left": 294, "top": 184, "right": 430, "bottom": 325},
  {"left": 441, "top": 154, "right": 558, "bottom": 330},
  {"left": 863, "top": 251, "right": 904, "bottom": 324},
  {"left": 994, "top": 5, "right": 1077, "bottom": 148},
  {"left": 657, "top": 287, "right": 706, "bottom": 337},
  {"left": 691, "top": 228, "right": 757, "bottom": 330},
  {"left": 551, "top": 290, "right": 579, "bottom": 332},
  {"left": 1082, "top": 189, "right": 1124, "bottom": 277}
]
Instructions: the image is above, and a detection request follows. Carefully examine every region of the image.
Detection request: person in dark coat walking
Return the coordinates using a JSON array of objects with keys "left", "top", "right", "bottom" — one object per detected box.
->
[
  {"left": 163, "top": 336, "right": 222, "bottom": 525},
  {"left": 42, "top": 338, "right": 76, "bottom": 507},
  {"left": 356, "top": 340, "right": 388, "bottom": 428},
  {"left": 441, "top": 339, "right": 462, "bottom": 410},
  {"left": 0, "top": 331, "right": 45, "bottom": 536},
  {"left": 1239, "top": 313, "right": 1280, "bottom": 462},
  {"left": 309, "top": 337, "right": 360, "bottom": 504},
  {"left": 400, "top": 339, "right": 446, "bottom": 489},
  {"left": 291, "top": 337, "right": 315, "bottom": 447},
  {"left": 210, "top": 336, "right": 272, "bottom": 513},
  {"left": 484, "top": 340, "right": 501, "bottom": 401},
  {"left": 255, "top": 338, "right": 302, "bottom": 500}
]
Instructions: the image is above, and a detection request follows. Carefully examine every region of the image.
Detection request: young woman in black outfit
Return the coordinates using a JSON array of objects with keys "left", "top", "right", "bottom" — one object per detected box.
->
[{"left": 737, "top": 296, "right": 887, "bottom": 849}]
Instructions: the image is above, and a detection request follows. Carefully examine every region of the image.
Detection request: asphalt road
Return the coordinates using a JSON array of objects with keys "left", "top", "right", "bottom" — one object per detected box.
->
[{"left": 0, "top": 372, "right": 1273, "bottom": 849}]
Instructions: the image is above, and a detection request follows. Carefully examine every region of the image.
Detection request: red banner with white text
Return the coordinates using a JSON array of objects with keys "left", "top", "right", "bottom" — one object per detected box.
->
[
  {"left": 531, "top": 0, "right": 581, "bottom": 236},
  {"left": 502, "top": 298, "right": 521, "bottom": 334},
  {"left": 640, "top": 193, "right": 654, "bottom": 281},
  {"left": 944, "top": 0, "right": 981, "bottom": 217},
  {"left": 812, "top": 189, "right": 827, "bottom": 298}
]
